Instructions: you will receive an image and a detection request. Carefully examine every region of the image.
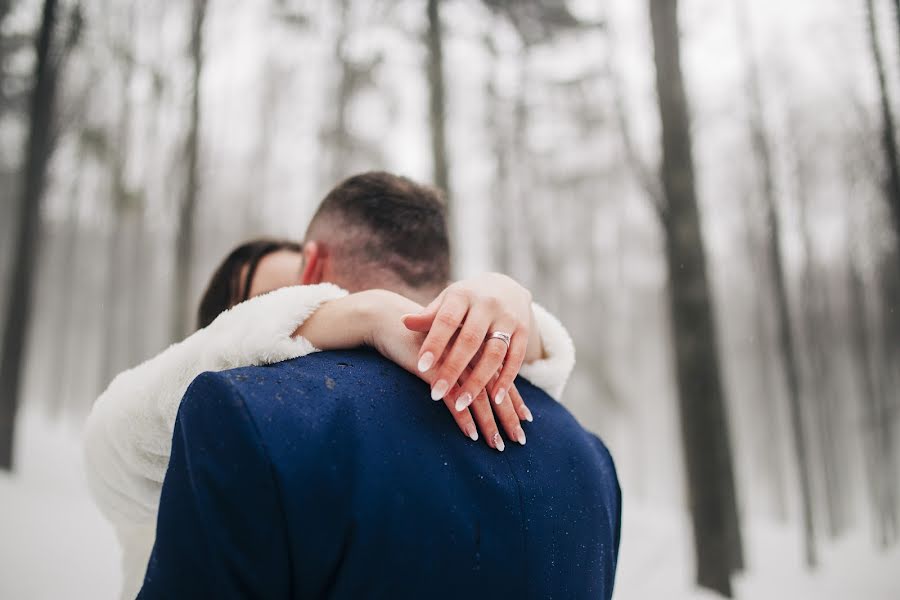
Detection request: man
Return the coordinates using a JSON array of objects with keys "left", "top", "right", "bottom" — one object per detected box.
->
[{"left": 138, "top": 173, "right": 621, "bottom": 599}]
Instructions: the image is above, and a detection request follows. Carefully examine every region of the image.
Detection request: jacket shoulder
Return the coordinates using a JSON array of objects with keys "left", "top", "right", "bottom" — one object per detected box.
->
[
  {"left": 207, "top": 348, "right": 411, "bottom": 447},
  {"left": 215, "top": 348, "right": 409, "bottom": 405}
]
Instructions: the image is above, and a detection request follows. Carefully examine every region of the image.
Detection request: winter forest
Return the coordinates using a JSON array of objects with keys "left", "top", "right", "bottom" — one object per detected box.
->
[{"left": 1, "top": 0, "right": 899, "bottom": 598}]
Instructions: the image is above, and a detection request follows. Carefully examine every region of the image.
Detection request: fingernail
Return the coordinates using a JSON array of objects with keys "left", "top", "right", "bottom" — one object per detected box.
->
[
  {"left": 522, "top": 406, "right": 533, "bottom": 423},
  {"left": 493, "top": 433, "right": 505, "bottom": 452},
  {"left": 465, "top": 425, "right": 478, "bottom": 441},
  {"left": 417, "top": 352, "right": 435, "bottom": 373},
  {"left": 494, "top": 388, "right": 506, "bottom": 405},
  {"left": 455, "top": 392, "right": 473, "bottom": 412},
  {"left": 431, "top": 379, "right": 449, "bottom": 401},
  {"left": 515, "top": 426, "right": 526, "bottom": 445}
]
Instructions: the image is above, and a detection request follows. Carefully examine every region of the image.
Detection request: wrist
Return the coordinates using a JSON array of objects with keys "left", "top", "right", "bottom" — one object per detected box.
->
[{"left": 352, "top": 290, "right": 401, "bottom": 347}]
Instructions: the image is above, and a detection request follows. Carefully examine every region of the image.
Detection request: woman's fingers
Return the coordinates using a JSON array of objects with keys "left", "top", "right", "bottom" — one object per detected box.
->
[
  {"left": 507, "top": 383, "right": 533, "bottom": 423},
  {"left": 428, "top": 303, "right": 492, "bottom": 402},
  {"left": 401, "top": 312, "right": 434, "bottom": 333},
  {"left": 441, "top": 379, "right": 479, "bottom": 442},
  {"left": 467, "top": 388, "right": 505, "bottom": 451},
  {"left": 491, "top": 327, "right": 529, "bottom": 406},
  {"left": 454, "top": 324, "right": 516, "bottom": 411},
  {"left": 412, "top": 290, "right": 469, "bottom": 377},
  {"left": 460, "top": 375, "right": 526, "bottom": 449},
  {"left": 401, "top": 290, "right": 445, "bottom": 333},
  {"left": 486, "top": 383, "right": 526, "bottom": 446}
]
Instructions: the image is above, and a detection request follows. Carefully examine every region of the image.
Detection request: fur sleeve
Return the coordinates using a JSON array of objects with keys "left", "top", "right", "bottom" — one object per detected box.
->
[
  {"left": 518, "top": 303, "right": 576, "bottom": 401},
  {"left": 83, "top": 283, "right": 347, "bottom": 527}
]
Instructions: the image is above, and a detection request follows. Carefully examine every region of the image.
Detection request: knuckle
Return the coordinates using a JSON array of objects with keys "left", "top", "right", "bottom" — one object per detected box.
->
[
  {"left": 436, "top": 311, "right": 460, "bottom": 328},
  {"left": 473, "top": 410, "right": 495, "bottom": 432},
  {"left": 442, "top": 358, "right": 467, "bottom": 378},
  {"left": 482, "top": 423, "right": 499, "bottom": 438},
  {"left": 447, "top": 288, "right": 470, "bottom": 304},
  {"left": 467, "top": 379, "right": 488, "bottom": 396},
  {"left": 485, "top": 344, "right": 506, "bottom": 361},
  {"left": 483, "top": 295, "right": 501, "bottom": 311},
  {"left": 459, "top": 330, "right": 483, "bottom": 348},
  {"left": 510, "top": 343, "right": 527, "bottom": 361}
]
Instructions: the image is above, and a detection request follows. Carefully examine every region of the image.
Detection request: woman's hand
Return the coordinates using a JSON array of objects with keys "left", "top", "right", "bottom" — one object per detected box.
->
[
  {"left": 361, "top": 290, "right": 527, "bottom": 450},
  {"left": 301, "top": 289, "right": 524, "bottom": 450},
  {"left": 402, "top": 273, "right": 538, "bottom": 423}
]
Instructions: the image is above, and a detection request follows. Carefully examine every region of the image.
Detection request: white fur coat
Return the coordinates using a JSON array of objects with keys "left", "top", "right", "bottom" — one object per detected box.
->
[{"left": 82, "top": 283, "right": 575, "bottom": 599}]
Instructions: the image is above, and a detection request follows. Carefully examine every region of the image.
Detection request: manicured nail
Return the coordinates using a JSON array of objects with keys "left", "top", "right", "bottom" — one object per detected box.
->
[
  {"left": 465, "top": 425, "right": 478, "bottom": 441},
  {"left": 515, "top": 426, "right": 526, "bottom": 446},
  {"left": 492, "top": 433, "right": 505, "bottom": 452},
  {"left": 455, "top": 392, "right": 473, "bottom": 412},
  {"left": 417, "top": 352, "right": 435, "bottom": 373},
  {"left": 431, "top": 379, "right": 449, "bottom": 401},
  {"left": 522, "top": 406, "right": 533, "bottom": 423},
  {"left": 494, "top": 388, "right": 506, "bottom": 405}
]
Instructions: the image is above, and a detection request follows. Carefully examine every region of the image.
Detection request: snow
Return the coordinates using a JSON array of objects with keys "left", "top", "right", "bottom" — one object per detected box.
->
[
  {"left": 0, "top": 410, "right": 120, "bottom": 600},
  {"left": 616, "top": 504, "right": 900, "bottom": 599},
  {"left": 1, "top": 409, "right": 898, "bottom": 599}
]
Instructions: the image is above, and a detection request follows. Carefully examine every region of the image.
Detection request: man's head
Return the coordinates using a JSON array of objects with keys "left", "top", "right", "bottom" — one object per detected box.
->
[
  {"left": 196, "top": 172, "right": 450, "bottom": 329},
  {"left": 299, "top": 171, "right": 451, "bottom": 303}
]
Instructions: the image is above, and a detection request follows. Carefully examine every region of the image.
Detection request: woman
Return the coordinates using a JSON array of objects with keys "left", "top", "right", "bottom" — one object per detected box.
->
[{"left": 84, "top": 238, "right": 575, "bottom": 597}]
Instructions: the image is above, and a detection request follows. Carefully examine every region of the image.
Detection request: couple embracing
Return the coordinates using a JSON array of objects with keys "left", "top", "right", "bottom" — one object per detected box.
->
[{"left": 85, "top": 171, "right": 621, "bottom": 599}]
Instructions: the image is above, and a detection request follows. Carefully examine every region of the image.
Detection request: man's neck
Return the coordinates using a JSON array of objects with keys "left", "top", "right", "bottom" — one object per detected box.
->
[{"left": 328, "top": 276, "right": 439, "bottom": 307}]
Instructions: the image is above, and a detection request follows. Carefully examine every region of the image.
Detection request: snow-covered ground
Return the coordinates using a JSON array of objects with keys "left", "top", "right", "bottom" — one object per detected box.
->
[
  {"left": 617, "top": 504, "right": 900, "bottom": 599},
  {"left": 0, "top": 410, "right": 120, "bottom": 600},
  {"left": 1, "top": 410, "right": 897, "bottom": 599}
]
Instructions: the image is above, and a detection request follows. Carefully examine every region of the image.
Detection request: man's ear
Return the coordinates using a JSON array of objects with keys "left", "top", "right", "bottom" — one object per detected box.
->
[{"left": 300, "top": 241, "right": 325, "bottom": 285}]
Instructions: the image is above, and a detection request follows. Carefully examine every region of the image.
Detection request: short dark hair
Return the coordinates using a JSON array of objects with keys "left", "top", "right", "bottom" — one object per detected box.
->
[
  {"left": 306, "top": 171, "right": 450, "bottom": 290},
  {"left": 196, "top": 238, "right": 302, "bottom": 329}
]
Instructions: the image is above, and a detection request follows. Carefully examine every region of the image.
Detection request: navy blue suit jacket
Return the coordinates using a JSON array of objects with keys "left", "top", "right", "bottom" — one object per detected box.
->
[{"left": 139, "top": 349, "right": 621, "bottom": 599}]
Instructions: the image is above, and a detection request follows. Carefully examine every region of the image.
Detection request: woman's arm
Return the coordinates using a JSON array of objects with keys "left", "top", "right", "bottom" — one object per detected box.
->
[
  {"left": 84, "top": 275, "right": 571, "bottom": 530},
  {"left": 295, "top": 289, "right": 528, "bottom": 449},
  {"left": 83, "top": 283, "right": 347, "bottom": 526}
]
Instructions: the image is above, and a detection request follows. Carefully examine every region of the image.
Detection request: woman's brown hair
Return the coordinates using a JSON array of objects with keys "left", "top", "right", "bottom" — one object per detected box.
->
[{"left": 196, "top": 238, "right": 302, "bottom": 330}]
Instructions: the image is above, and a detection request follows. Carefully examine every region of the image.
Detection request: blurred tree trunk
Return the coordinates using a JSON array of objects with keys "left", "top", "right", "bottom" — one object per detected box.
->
[
  {"left": 484, "top": 29, "right": 511, "bottom": 274},
  {"left": 128, "top": 215, "right": 146, "bottom": 366},
  {"left": 846, "top": 253, "right": 889, "bottom": 544},
  {"left": 99, "top": 5, "right": 137, "bottom": 388},
  {"left": 47, "top": 160, "right": 85, "bottom": 417},
  {"left": 649, "top": 1, "right": 743, "bottom": 594},
  {"left": 321, "top": 0, "right": 353, "bottom": 187},
  {"left": 875, "top": 250, "right": 900, "bottom": 545},
  {"left": 736, "top": 0, "right": 817, "bottom": 565},
  {"left": 878, "top": 246, "right": 900, "bottom": 542},
  {"left": 864, "top": 0, "right": 900, "bottom": 547},
  {"left": 514, "top": 56, "right": 559, "bottom": 308},
  {"left": 866, "top": 0, "right": 900, "bottom": 275},
  {"left": 0, "top": 0, "right": 13, "bottom": 120},
  {"left": 0, "top": 0, "right": 19, "bottom": 292},
  {"left": 0, "top": 0, "right": 12, "bottom": 140},
  {"left": 426, "top": 0, "right": 450, "bottom": 201},
  {"left": 0, "top": 0, "right": 58, "bottom": 470},
  {"left": 171, "top": 0, "right": 207, "bottom": 340},
  {"left": 893, "top": 0, "right": 900, "bottom": 73},
  {"left": 797, "top": 173, "right": 845, "bottom": 539},
  {"left": 100, "top": 171, "right": 130, "bottom": 386},
  {"left": 739, "top": 196, "right": 788, "bottom": 521}
]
